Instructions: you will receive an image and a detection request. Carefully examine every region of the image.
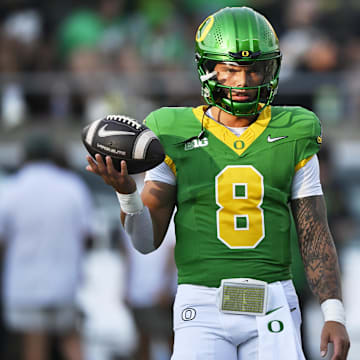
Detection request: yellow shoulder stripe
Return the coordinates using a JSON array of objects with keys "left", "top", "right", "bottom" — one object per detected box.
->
[
  {"left": 295, "top": 155, "right": 314, "bottom": 172},
  {"left": 165, "top": 155, "right": 177, "bottom": 177}
]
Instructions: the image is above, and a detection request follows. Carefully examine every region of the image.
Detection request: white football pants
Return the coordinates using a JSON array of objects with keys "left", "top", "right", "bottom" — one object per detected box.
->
[{"left": 171, "top": 280, "right": 306, "bottom": 360}]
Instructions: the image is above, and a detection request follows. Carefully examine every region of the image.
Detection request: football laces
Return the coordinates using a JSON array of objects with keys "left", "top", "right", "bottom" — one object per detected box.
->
[{"left": 106, "top": 115, "right": 142, "bottom": 130}]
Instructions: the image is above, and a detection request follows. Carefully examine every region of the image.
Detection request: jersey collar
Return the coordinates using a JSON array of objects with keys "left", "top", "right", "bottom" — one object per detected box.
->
[{"left": 192, "top": 105, "right": 272, "bottom": 156}]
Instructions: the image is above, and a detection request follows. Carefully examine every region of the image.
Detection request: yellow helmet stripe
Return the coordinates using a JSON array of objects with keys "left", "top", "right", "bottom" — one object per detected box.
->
[{"left": 196, "top": 15, "right": 214, "bottom": 42}]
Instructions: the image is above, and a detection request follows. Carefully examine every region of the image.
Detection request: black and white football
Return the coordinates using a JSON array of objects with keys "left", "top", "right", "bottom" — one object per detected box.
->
[{"left": 82, "top": 115, "right": 165, "bottom": 174}]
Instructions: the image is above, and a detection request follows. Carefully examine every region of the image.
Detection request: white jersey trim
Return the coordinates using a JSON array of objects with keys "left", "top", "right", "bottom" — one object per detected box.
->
[
  {"left": 291, "top": 154, "right": 323, "bottom": 199},
  {"left": 145, "top": 161, "right": 176, "bottom": 185}
]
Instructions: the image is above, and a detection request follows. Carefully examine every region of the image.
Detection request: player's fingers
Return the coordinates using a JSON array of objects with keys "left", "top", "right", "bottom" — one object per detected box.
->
[
  {"left": 86, "top": 156, "right": 100, "bottom": 175},
  {"left": 105, "top": 156, "right": 118, "bottom": 177},
  {"left": 331, "top": 341, "right": 344, "bottom": 360},
  {"left": 95, "top": 154, "right": 108, "bottom": 175},
  {"left": 320, "top": 332, "right": 329, "bottom": 358},
  {"left": 120, "top": 160, "right": 128, "bottom": 176},
  {"left": 86, "top": 164, "right": 96, "bottom": 174},
  {"left": 120, "top": 160, "right": 129, "bottom": 176},
  {"left": 331, "top": 336, "right": 350, "bottom": 360}
]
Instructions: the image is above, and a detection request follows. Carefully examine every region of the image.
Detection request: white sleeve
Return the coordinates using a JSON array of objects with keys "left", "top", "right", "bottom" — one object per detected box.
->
[
  {"left": 291, "top": 154, "right": 323, "bottom": 200},
  {"left": 124, "top": 207, "right": 156, "bottom": 254},
  {"left": 144, "top": 161, "right": 176, "bottom": 185}
]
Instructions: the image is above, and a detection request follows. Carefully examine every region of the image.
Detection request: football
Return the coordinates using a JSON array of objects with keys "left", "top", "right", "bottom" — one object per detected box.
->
[{"left": 82, "top": 115, "right": 165, "bottom": 174}]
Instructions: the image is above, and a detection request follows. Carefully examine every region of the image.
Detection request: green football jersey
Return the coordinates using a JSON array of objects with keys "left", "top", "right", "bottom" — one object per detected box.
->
[{"left": 145, "top": 105, "right": 322, "bottom": 287}]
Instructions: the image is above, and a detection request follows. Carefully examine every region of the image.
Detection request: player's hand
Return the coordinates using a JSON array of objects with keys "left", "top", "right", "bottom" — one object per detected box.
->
[
  {"left": 320, "top": 321, "right": 350, "bottom": 360},
  {"left": 86, "top": 154, "right": 136, "bottom": 194}
]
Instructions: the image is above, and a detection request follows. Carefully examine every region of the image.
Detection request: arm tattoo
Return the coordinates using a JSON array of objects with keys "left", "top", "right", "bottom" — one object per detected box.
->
[{"left": 291, "top": 195, "right": 342, "bottom": 303}]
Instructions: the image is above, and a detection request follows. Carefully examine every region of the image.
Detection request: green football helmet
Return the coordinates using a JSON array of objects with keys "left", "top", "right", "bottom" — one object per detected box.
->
[{"left": 195, "top": 7, "right": 282, "bottom": 116}]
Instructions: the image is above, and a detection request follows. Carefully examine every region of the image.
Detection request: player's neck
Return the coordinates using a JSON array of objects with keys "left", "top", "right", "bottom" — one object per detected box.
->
[{"left": 210, "top": 106, "right": 257, "bottom": 127}]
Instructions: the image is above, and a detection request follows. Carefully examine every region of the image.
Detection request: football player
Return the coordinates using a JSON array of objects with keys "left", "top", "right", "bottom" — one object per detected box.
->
[{"left": 87, "top": 7, "right": 350, "bottom": 360}]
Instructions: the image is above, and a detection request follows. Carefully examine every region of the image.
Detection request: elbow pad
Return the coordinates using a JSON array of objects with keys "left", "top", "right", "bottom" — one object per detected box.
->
[{"left": 124, "top": 206, "right": 156, "bottom": 254}]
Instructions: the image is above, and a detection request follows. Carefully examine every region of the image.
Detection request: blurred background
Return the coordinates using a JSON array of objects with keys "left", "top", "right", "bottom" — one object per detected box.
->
[{"left": 0, "top": 0, "right": 359, "bottom": 359}]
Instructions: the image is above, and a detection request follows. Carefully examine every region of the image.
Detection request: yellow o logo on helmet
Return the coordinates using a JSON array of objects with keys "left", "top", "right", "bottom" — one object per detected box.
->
[
  {"left": 241, "top": 50, "right": 250, "bottom": 57},
  {"left": 196, "top": 15, "right": 214, "bottom": 42}
]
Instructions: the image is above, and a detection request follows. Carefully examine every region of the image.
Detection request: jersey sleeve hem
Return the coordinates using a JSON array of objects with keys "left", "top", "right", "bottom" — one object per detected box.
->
[
  {"left": 291, "top": 154, "right": 323, "bottom": 199},
  {"left": 291, "top": 188, "right": 323, "bottom": 200}
]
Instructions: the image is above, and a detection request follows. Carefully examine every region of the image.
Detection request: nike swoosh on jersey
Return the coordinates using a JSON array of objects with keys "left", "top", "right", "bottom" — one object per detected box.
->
[
  {"left": 265, "top": 306, "right": 283, "bottom": 315},
  {"left": 265, "top": 306, "right": 296, "bottom": 315},
  {"left": 267, "top": 135, "right": 288, "bottom": 143},
  {"left": 98, "top": 125, "right": 136, "bottom": 138}
]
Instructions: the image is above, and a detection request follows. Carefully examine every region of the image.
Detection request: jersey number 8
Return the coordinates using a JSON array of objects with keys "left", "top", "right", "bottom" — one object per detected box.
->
[{"left": 215, "top": 165, "right": 265, "bottom": 248}]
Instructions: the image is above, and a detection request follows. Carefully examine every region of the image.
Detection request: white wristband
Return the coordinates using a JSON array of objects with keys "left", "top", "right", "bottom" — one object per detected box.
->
[
  {"left": 321, "top": 299, "right": 346, "bottom": 326},
  {"left": 116, "top": 191, "right": 144, "bottom": 215}
]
